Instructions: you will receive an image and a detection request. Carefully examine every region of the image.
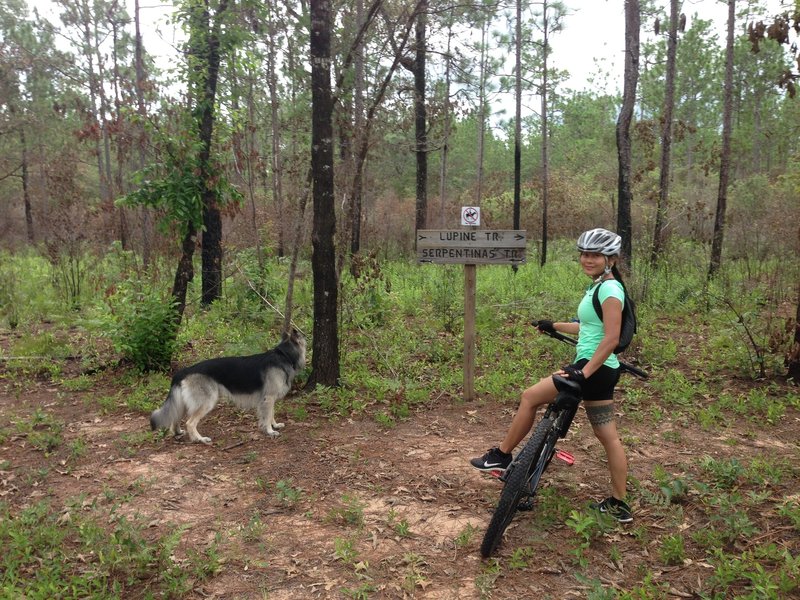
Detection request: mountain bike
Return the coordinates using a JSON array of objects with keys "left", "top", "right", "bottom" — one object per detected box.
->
[{"left": 479, "top": 329, "right": 647, "bottom": 558}]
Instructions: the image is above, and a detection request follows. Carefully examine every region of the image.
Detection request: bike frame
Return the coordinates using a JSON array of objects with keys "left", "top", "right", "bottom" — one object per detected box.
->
[
  {"left": 501, "top": 381, "right": 581, "bottom": 487},
  {"left": 520, "top": 387, "right": 580, "bottom": 494}
]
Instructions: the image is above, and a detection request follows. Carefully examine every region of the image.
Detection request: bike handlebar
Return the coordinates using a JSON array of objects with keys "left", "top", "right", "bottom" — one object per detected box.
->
[{"left": 536, "top": 325, "right": 649, "bottom": 379}]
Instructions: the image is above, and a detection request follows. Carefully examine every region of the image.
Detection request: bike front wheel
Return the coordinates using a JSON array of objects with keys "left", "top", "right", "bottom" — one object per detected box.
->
[{"left": 480, "top": 416, "right": 556, "bottom": 558}]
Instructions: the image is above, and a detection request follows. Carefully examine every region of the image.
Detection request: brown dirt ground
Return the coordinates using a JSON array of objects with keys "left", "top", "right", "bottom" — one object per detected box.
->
[{"left": 1, "top": 343, "right": 799, "bottom": 599}]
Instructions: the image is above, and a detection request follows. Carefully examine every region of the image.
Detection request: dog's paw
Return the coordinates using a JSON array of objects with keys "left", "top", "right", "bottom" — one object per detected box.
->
[
  {"left": 189, "top": 435, "right": 212, "bottom": 444},
  {"left": 261, "top": 428, "right": 281, "bottom": 438},
  {"left": 272, "top": 422, "right": 285, "bottom": 430}
]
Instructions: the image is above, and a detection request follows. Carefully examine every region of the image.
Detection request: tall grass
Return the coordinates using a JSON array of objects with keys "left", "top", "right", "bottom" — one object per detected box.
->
[{"left": 0, "top": 239, "right": 795, "bottom": 382}]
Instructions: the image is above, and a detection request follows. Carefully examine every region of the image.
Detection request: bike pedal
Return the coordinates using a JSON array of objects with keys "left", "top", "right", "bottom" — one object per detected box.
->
[
  {"left": 489, "top": 469, "right": 505, "bottom": 479},
  {"left": 555, "top": 449, "right": 575, "bottom": 465}
]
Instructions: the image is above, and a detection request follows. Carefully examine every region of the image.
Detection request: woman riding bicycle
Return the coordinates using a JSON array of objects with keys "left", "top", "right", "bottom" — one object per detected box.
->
[{"left": 470, "top": 227, "right": 633, "bottom": 523}]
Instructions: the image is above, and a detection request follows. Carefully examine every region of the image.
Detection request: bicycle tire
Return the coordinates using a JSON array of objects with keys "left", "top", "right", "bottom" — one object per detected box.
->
[{"left": 480, "top": 416, "right": 556, "bottom": 558}]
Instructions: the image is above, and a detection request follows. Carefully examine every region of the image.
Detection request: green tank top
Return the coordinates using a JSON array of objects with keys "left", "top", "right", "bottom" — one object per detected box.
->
[{"left": 575, "top": 280, "right": 624, "bottom": 369}]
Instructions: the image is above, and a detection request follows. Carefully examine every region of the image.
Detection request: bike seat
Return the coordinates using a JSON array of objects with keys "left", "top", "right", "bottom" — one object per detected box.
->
[{"left": 552, "top": 374, "right": 582, "bottom": 396}]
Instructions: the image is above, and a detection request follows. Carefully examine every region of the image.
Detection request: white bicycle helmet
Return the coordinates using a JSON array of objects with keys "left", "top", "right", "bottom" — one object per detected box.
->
[{"left": 577, "top": 228, "right": 622, "bottom": 256}]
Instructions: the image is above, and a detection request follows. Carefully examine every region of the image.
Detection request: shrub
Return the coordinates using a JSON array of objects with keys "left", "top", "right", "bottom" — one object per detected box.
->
[{"left": 108, "top": 283, "right": 179, "bottom": 372}]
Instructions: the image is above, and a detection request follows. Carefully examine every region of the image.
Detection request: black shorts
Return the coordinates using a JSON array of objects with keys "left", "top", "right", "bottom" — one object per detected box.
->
[{"left": 568, "top": 359, "right": 620, "bottom": 401}]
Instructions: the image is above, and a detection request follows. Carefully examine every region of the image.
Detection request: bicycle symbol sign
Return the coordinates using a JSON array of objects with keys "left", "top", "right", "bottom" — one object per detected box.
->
[{"left": 461, "top": 206, "right": 480, "bottom": 226}]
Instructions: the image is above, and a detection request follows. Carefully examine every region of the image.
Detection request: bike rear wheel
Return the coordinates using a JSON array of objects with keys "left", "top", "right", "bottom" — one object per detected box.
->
[{"left": 480, "top": 417, "right": 556, "bottom": 558}]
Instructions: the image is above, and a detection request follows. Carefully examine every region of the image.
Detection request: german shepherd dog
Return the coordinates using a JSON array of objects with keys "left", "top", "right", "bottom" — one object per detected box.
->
[{"left": 150, "top": 328, "right": 306, "bottom": 444}]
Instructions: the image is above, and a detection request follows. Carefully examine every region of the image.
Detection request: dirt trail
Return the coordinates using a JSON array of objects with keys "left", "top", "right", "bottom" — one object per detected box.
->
[{"left": 2, "top": 367, "right": 799, "bottom": 598}]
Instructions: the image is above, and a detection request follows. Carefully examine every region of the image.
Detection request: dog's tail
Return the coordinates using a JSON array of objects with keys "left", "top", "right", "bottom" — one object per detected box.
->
[{"left": 150, "top": 384, "right": 183, "bottom": 432}]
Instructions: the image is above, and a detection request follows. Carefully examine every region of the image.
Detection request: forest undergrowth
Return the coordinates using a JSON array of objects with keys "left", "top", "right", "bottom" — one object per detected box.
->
[{"left": 0, "top": 241, "right": 798, "bottom": 599}]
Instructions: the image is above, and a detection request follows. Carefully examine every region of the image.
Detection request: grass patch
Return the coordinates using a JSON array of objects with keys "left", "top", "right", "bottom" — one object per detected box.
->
[
  {"left": 0, "top": 500, "right": 219, "bottom": 597},
  {"left": 0, "top": 243, "right": 798, "bottom": 597}
]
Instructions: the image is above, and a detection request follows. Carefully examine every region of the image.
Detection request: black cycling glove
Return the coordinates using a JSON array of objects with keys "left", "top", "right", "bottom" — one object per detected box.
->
[
  {"left": 533, "top": 319, "right": 556, "bottom": 334},
  {"left": 562, "top": 364, "right": 586, "bottom": 385}
]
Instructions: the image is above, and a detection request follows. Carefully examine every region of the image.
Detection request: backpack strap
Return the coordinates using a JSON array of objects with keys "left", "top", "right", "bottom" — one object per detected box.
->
[
  {"left": 593, "top": 280, "right": 625, "bottom": 321},
  {"left": 592, "top": 281, "right": 605, "bottom": 322}
]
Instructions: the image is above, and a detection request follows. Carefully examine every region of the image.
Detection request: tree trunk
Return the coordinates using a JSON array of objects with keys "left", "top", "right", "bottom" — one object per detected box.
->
[
  {"left": 439, "top": 20, "right": 454, "bottom": 227},
  {"left": 513, "top": 0, "right": 522, "bottom": 233},
  {"left": 91, "top": 10, "right": 119, "bottom": 245},
  {"left": 476, "top": 17, "right": 487, "bottom": 204},
  {"left": 245, "top": 70, "right": 265, "bottom": 272},
  {"left": 20, "top": 126, "right": 34, "bottom": 244},
  {"left": 540, "top": 1, "right": 549, "bottom": 267},
  {"left": 413, "top": 0, "right": 428, "bottom": 231},
  {"left": 616, "top": 0, "right": 640, "bottom": 262},
  {"left": 751, "top": 88, "right": 762, "bottom": 173},
  {"left": 709, "top": 0, "right": 735, "bottom": 278},
  {"left": 79, "top": 1, "right": 107, "bottom": 221},
  {"left": 108, "top": 13, "right": 128, "bottom": 250},
  {"left": 350, "top": 0, "right": 365, "bottom": 255},
  {"left": 194, "top": 0, "right": 229, "bottom": 307},
  {"left": 340, "top": 0, "right": 417, "bottom": 262},
  {"left": 201, "top": 197, "right": 223, "bottom": 306},
  {"left": 105, "top": 10, "right": 130, "bottom": 250},
  {"left": 134, "top": 0, "right": 152, "bottom": 268},
  {"left": 788, "top": 272, "right": 800, "bottom": 380},
  {"left": 651, "top": 0, "right": 678, "bottom": 265},
  {"left": 266, "top": 0, "right": 286, "bottom": 258},
  {"left": 172, "top": 227, "right": 197, "bottom": 322},
  {"left": 283, "top": 171, "right": 312, "bottom": 336},
  {"left": 308, "top": 0, "right": 340, "bottom": 388}
]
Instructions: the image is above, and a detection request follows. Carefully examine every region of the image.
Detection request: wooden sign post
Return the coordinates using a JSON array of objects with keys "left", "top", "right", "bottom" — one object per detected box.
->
[
  {"left": 464, "top": 263, "right": 476, "bottom": 400},
  {"left": 417, "top": 229, "right": 527, "bottom": 400}
]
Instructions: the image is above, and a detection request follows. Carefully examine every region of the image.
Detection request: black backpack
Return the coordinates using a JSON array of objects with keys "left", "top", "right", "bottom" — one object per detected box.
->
[{"left": 592, "top": 281, "right": 637, "bottom": 354}]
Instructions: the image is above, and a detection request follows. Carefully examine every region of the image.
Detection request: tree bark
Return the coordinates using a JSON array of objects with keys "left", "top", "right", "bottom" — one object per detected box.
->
[
  {"left": 413, "top": 0, "right": 428, "bottom": 232},
  {"left": 616, "top": 0, "right": 640, "bottom": 261},
  {"left": 107, "top": 12, "right": 128, "bottom": 249},
  {"left": 308, "top": 0, "right": 340, "bottom": 388},
  {"left": 513, "top": 0, "right": 522, "bottom": 234},
  {"left": 172, "top": 227, "right": 197, "bottom": 322},
  {"left": 651, "top": 0, "right": 678, "bottom": 265},
  {"left": 708, "top": 0, "right": 735, "bottom": 278},
  {"left": 20, "top": 126, "right": 34, "bottom": 244},
  {"left": 244, "top": 70, "right": 264, "bottom": 272},
  {"left": 540, "top": 1, "right": 549, "bottom": 267},
  {"left": 350, "top": 0, "right": 365, "bottom": 255},
  {"left": 788, "top": 271, "right": 800, "bottom": 381},
  {"left": 193, "top": 0, "right": 229, "bottom": 307},
  {"left": 134, "top": 0, "right": 152, "bottom": 268},
  {"left": 78, "top": 0, "right": 107, "bottom": 223},
  {"left": 438, "top": 20, "right": 454, "bottom": 227},
  {"left": 266, "top": 0, "right": 286, "bottom": 257},
  {"left": 476, "top": 16, "right": 487, "bottom": 204}
]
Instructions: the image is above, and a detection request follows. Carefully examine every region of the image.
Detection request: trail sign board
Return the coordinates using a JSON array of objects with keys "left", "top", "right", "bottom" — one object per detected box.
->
[{"left": 416, "top": 229, "right": 527, "bottom": 265}]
